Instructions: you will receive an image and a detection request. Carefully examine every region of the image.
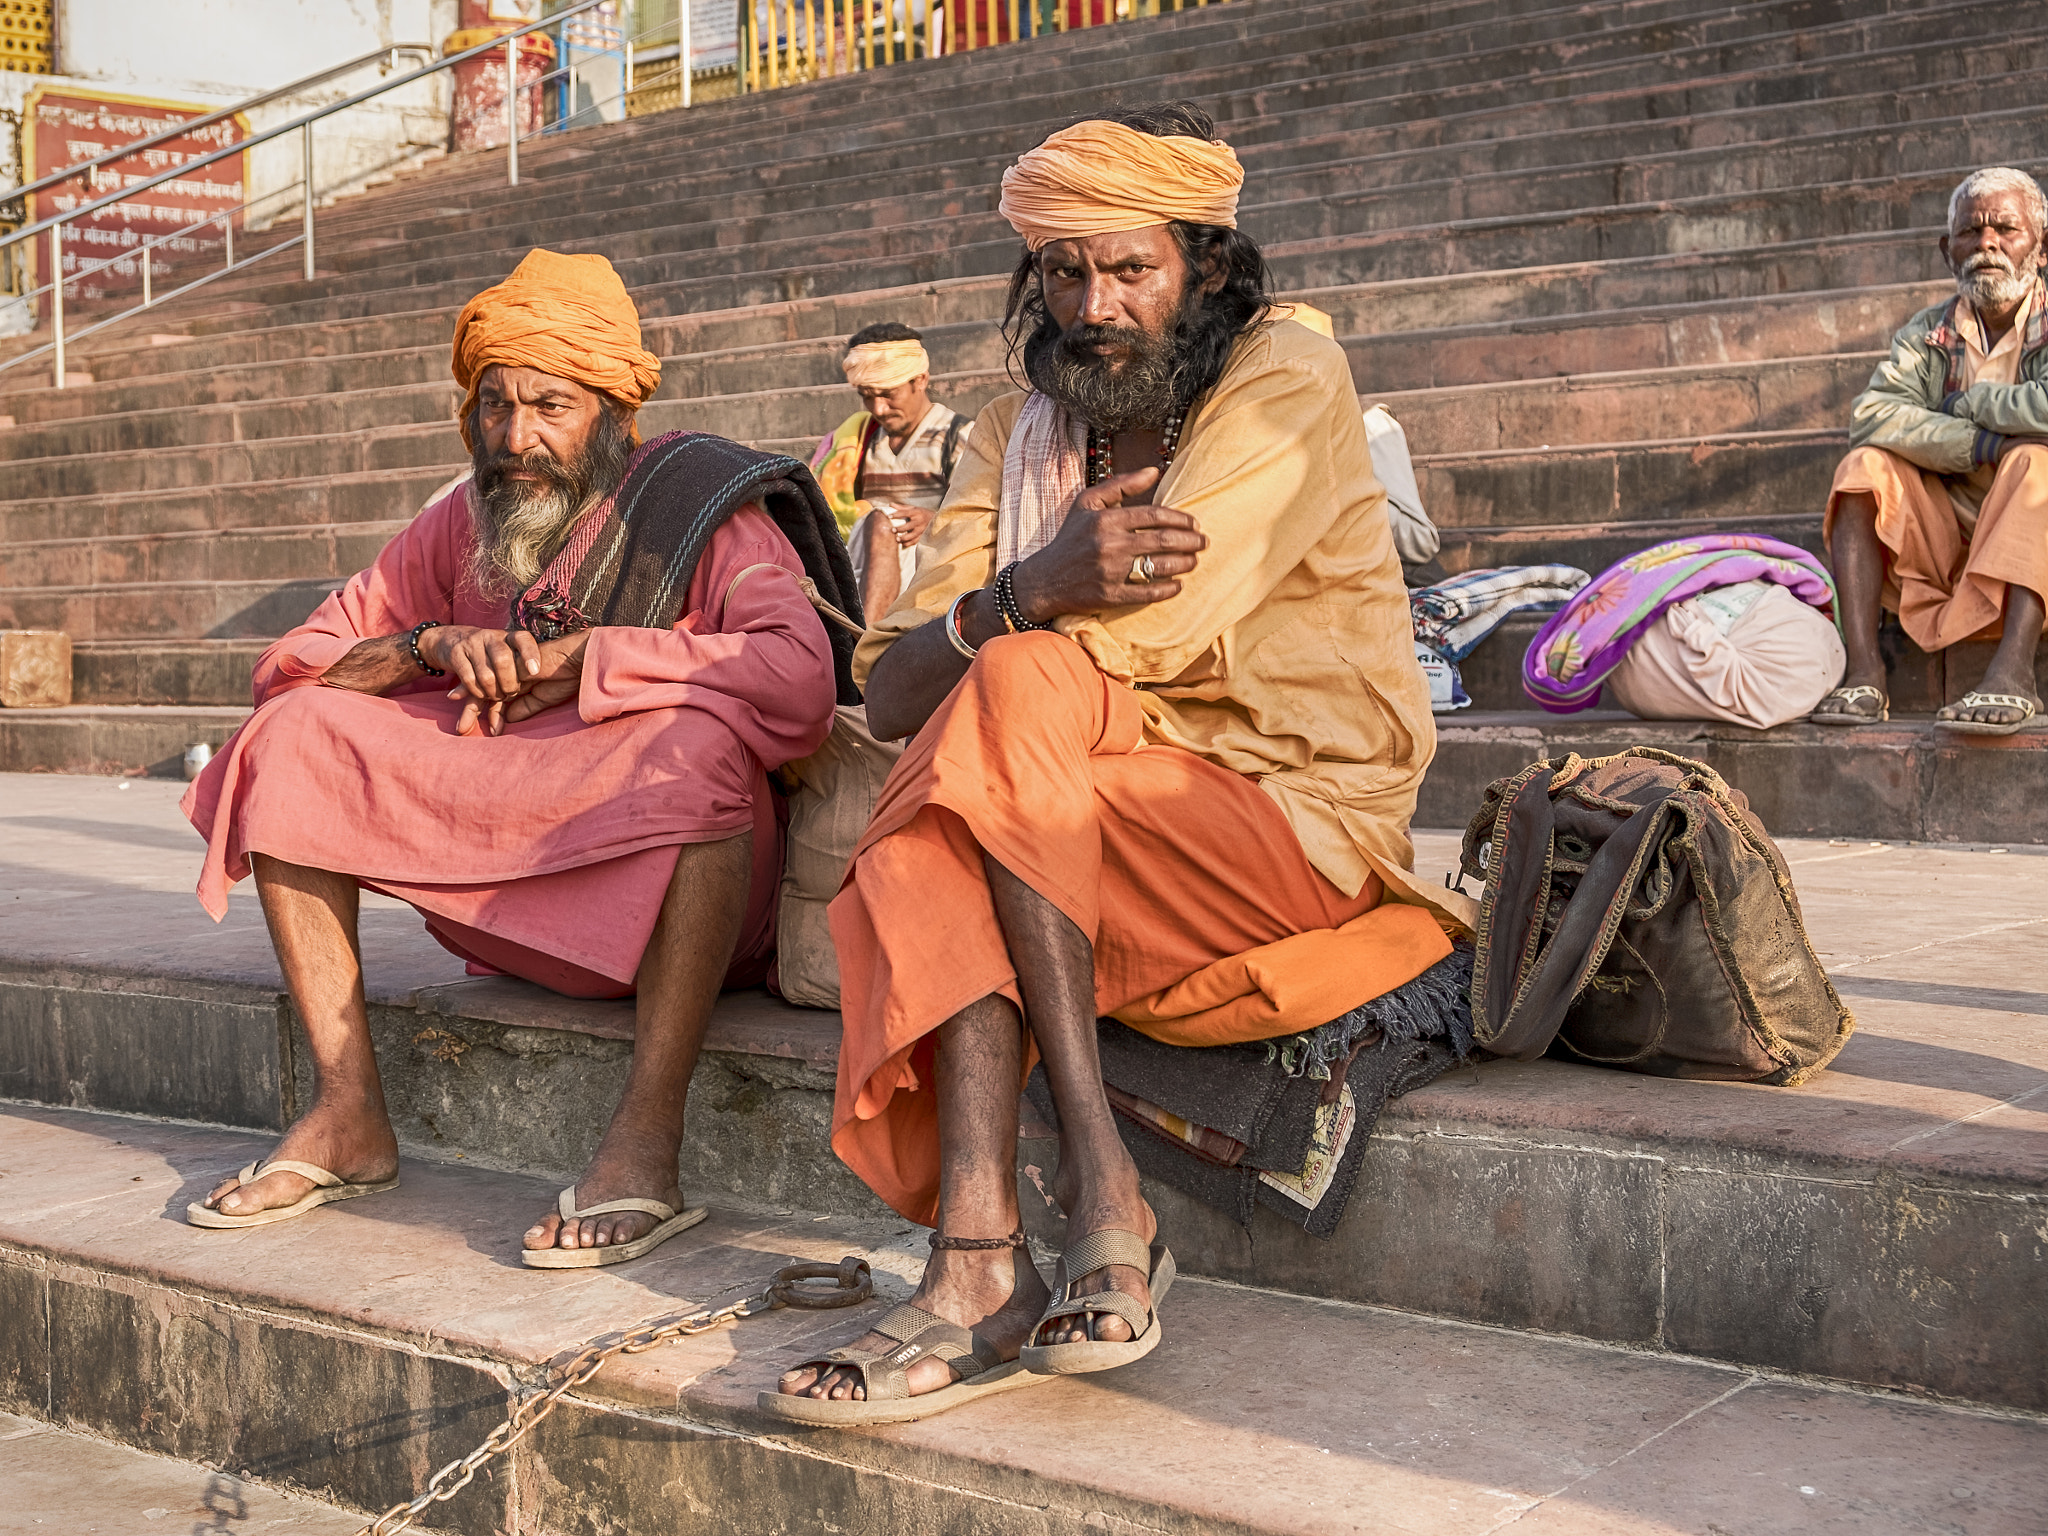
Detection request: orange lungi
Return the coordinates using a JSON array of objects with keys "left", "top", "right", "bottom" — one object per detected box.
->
[
  {"left": 828, "top": 631, "right": 1452, "bottom": 1225},
  {"left": 1826, "top": 443, "right": 2048, "bottom": 651}
]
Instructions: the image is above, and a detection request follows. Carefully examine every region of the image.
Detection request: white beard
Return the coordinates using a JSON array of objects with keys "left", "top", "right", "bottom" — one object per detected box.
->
[{"left": 1959, "top": 256, "right": 2033, "bottom": 313}]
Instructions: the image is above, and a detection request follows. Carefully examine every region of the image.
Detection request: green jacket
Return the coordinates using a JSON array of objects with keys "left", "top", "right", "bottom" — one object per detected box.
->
[{"left": 1848, "top": 279, "right": 2048, "bottom": 476}]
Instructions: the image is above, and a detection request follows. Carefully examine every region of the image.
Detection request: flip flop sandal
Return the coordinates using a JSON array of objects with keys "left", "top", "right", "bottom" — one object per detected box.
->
[
  {"left": 520, "top": 1187, "right": 709, "bottom": 1269},
  {"left": 185, "top": 1158, "right": 399, "bottom": 1230},
  {"left": 1810, "top": 684, "right": 1889, "bottom": 725},
  {"left": 1938, "top": 691, "right": 2040, "bottom": 737},
  {"left": 755, "top": 1302, "right": 1045, "bottom": 1425},
  {"left": 1018, "top": 1228, "right": 1176, "bottom": 1377}
]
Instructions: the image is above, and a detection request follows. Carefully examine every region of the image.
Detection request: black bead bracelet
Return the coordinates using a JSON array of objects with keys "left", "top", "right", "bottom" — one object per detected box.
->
[
  {"left": 993, "top": 562, "right": 1051, "bottom": 634},
  {"left": 407, "top": 619, "right": 446, "bottom": 676}
]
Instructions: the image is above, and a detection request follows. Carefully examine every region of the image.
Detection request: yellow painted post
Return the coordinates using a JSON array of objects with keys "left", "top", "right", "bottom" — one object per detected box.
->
[
  {"left": 768, "top": 0, "right": 779, "bottom": 85},
  {"left": 864, "top": 0, "right": 876, "bottom": 68},
  {"left": 1008, "top": 0, "right": 1018, "bottom": 43},
  {"left": 804, "top": 0, "right": 816, "bottom": 75}
]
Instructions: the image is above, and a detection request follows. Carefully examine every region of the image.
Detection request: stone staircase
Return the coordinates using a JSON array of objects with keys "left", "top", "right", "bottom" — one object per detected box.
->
[{"left": 3, "top": 0, "right": 2045, "bottom": 823}]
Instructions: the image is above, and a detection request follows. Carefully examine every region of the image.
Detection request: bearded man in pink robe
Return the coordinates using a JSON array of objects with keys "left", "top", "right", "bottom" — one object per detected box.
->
[{"left": 182, "top": 250, "right": 856, "bottom": 1264}]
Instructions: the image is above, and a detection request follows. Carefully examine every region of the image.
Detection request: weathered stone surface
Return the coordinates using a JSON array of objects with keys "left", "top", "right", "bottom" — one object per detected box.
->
[{"left": 0, "top": 630, "right": 71, "bottom": 708}]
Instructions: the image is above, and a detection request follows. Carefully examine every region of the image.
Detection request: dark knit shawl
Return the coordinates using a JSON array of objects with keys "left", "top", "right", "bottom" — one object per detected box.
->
[{"left": 512, "top": 430, "right": 865, "bottom": 704}]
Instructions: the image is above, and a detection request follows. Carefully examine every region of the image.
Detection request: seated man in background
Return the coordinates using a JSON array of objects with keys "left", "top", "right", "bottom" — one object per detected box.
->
[
  {"left": 183, "top": 250, "right": 844, "bottom": 1263},
  {"left": 810, "top": 322, "right": 972, "bottom": 621},
  {"left": 1817, "top": 166, "right": 2048, "bottom": 734},
  {"left": 769, "top": 103, "right": 1470, "bottom": 1423}
]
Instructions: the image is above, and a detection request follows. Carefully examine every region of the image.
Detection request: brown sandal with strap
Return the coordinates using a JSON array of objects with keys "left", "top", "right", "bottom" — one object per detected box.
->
[
  {"left": 757, "top": 1229, "right": 1047, "bottom": 1426},
  {"left": 1018, "top": 1227, "right": 1175, "bottom": 1377}
]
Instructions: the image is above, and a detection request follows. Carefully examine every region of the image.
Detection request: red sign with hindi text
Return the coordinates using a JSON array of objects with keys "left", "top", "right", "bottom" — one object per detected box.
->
[{"left": 25, "top": 87, "right": 249, "bottom": 302}]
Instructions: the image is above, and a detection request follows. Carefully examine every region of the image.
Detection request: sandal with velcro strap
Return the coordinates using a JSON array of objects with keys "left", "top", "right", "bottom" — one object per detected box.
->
[
  {"left": 756, "top": 1301, "right": 1045, "bottom": 1425},
  {"left": 1938, "top": 691, "right": 2040, "bottom": 737},
  {"left": 1019, "top": 1228, "right": 1176, "bottom": 1377},
  {"left": 1810, "top": 684, "right": 1889, "bottom": 725},
  {"left": 185, "top": 1158, "right": 399, "bottom": 1229}
]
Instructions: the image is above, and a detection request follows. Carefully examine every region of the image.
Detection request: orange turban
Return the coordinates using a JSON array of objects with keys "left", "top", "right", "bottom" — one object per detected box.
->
[
  {"left": 842, "top": 339, "right": 930, "bottom": 389},
  {"left": 449, "top": 248, "right": 662, "bottom": 450},
  {"left": 998, "top": 120, "right": 1243, "bottom": 252}
]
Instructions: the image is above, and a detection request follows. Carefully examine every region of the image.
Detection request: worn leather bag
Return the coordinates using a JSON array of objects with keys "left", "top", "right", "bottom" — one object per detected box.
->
[{"left": 1460, "top": 747, "right": 1853, "bottom": 1084}]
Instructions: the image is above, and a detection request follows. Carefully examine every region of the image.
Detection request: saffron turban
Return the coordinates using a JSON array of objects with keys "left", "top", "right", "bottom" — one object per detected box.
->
[
  {"left": 998, "top": 120, "right": 1243, "bottom": 252},
  {"left": 449, "top": 248, "right": 662, "bottom": 450},
  {"left": 842, "top": 339, "right": 930, "bottom": 389}
]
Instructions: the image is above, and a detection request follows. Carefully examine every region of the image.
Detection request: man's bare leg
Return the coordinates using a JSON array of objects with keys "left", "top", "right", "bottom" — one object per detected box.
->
[
  {"left": 200, "top": 855, "right": 398, "bottom": 1216},
  {"left": 861, "top": 511, "right": 906, "bottom": 624},
  {"left": 524, "top": 832, "right": 752, "bottom": 1252},
  {"left": 1828, "top": 491, "right": 1890, "bottom": 708},
  {"left": 985, "top": 857, "right": 1153, "bottom": 1346},
  {"left": 779, "top": 993, "right": 1051, "bottom": 1400},
  {"left": 1944, "top": 583, "right": 2047, "bottom": 726}
]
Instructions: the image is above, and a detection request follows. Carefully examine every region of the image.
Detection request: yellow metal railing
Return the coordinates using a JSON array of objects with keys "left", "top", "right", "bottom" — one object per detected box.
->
[{"left": 740, "top": 0, "right": 1223, "bottom": 95}]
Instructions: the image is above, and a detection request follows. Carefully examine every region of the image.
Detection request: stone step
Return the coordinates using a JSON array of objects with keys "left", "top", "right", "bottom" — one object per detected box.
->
[
  {"left": 1, "top": 773, "right": 2043, "bottom": 1428},
  {"left": 127, "top": 142, "right": 1983, "bottom": 336},
  {"left": 69, "top": 638, "right": 274, "bottom": 708},
  {"left": 3, "top": 1412, "right": 363, "bottom": 1536},
  {"left": 11, "top": 1105, "right": 2044, "bottom": 1535},
  {"left": 0, "top": 705, "right": 248, "bottom": 776},
  {"left": 0, "top": 465, "right": 456, "bottom": 548},
  {"left": 230, "top": 76, "right": 2043, "bottom": 300},
  {"left": 0, "top": 348, "right": 1873, "bottom": 475},
  {"left": 309, "top": 0, "right": 2011, "bottom": 232}
]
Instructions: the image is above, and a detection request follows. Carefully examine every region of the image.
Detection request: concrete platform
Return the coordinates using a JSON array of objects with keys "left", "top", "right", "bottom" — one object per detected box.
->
[
  {"left": 1, "top": 773, "right": 2043, "bottom": 1416},
  {"left": 1, "top": 1411, "right": 361, "bottom": 1534},
  {"left": 3, "top": 1106, "right": 2044, "bottom": 1536}
]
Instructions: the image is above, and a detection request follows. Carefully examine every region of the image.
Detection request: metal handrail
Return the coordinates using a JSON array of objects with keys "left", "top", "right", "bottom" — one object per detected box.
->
[
  {"left": 1, "top": 0, "right": 605, "bottom": 258},
  {"left": 2, "top": 0, "right": 608, "bottom": 388},
  {"left": 4, "top": 43, "right": 435, "bottom": 210}
]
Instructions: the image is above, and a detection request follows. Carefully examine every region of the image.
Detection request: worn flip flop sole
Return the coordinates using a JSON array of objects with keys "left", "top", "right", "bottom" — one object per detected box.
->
[
  {"left": 755, "top": 1360, "right": 1044, "bottom": 1426},
  {"left": 185, "top": 1177, "right": 399, "bottom": 1229},
  {"left": 520, "top": 1205, "right": 709, "bottom": 1268},
  {"left": 1019, "top": 1247, "right": 1177, "bottom": 1377},
  {"left": 1809, "top": 711, "right": 1887, "bottom": 726},
  {"left": 1939, "top": 717, "right": 2036, "bottom": 736}
]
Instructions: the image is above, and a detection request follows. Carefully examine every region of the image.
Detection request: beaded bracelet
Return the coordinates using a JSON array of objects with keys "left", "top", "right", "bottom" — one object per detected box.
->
[
  {"left": 407, "top": 619, "right": 446, "bottom": 676},
  {"left": 944, "top": 591, "right": 980, "bottom": 660},
  {"left": 993, "top": 562, "right": 1050, "bottom": 634}
]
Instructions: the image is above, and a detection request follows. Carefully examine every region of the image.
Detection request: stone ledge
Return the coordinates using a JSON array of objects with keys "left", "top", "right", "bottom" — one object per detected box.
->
[{"left": 4, "top": 1104, "right": 2042, "bottom": 1536}]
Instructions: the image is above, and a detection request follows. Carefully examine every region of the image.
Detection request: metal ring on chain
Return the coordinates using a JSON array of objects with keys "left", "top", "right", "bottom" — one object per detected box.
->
[
  {"left": 1127, "top": 554, "right": 1158, "bottom": 585},
  {"left": 769, "top": 1256, "right": 874, "bottom": 1310}
]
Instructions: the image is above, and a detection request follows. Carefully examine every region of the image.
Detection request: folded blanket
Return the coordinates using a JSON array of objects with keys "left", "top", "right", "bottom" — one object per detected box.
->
[{"left": 1523, "top": 535, "right": 1838, "bottom": 713}]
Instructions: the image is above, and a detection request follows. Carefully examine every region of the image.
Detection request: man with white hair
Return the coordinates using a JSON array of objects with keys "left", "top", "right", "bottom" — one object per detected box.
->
[
  {"left": 1815, "top": 165, "right": 2048, "bottom": 733},
  {"left": 809, "top": 321, "right": 972, "bottom": 621}
]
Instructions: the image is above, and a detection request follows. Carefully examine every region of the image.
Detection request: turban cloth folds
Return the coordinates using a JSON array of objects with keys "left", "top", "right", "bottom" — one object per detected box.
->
[
  {"left": 842, "top": 340, "right": 930, "bottom": 389},
  {"left": 450, "top": 248, "right": 663, "bottom": 450},
  {"left": 998, "top": 120, "right": 1243, "bottom": 252}
]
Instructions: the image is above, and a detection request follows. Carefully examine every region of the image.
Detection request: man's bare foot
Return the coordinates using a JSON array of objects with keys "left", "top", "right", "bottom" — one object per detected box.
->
[
  {"left": 522, "top": 1141, "right": 689, "bottom": 1253},
  {"left": 777, "top": 1246, "right": 1049, "bottom": 1401},
  {"left": 200, "top": 1096, "right": 398, "bottom": 1218}
]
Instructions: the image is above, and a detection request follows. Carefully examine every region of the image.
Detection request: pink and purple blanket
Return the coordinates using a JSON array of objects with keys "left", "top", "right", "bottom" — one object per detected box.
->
[{"left": 1522, "top": 534, "right": 1838, "bottom": 713}]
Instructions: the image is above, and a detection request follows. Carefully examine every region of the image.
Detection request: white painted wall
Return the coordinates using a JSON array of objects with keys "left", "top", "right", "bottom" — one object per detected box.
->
[{"left": 3, "top": 0, "right": 465, "bottom": 227}]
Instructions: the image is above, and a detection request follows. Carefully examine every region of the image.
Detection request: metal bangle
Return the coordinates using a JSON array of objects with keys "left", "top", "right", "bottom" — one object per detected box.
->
[
  {"left": 944, "top": 591, "right": 980, "bottom": 660},
  {"left": 407, "top": 619, "right": 446, "bottom": 676}
]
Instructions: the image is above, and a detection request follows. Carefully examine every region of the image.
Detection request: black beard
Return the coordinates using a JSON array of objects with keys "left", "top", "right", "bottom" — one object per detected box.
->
[
  {"left": 1024, "top": 288, "right": 1203, "bottom": 433},
  {"left": 467, "top": 405, "right": 634, "bottom": 597}
]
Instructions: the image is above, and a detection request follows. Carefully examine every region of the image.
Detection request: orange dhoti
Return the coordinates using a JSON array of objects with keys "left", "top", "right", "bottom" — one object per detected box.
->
[
  {"left": 827, "top": 631, "right": 1453, "bottom": 1224},
  {"left": 1826, "top": 443, "right": 2048, "bottom": 651}
]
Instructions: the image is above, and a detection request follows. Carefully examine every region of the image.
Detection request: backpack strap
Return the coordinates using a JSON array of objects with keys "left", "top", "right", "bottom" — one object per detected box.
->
[{"left": 939, "top": 411, "right": 966, "bottom": 490}]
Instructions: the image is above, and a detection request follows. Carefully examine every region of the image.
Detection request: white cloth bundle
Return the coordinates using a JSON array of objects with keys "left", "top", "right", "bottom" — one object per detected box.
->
[{"left": 1606, "top": 581, "right": 1847, "bottom": 730}]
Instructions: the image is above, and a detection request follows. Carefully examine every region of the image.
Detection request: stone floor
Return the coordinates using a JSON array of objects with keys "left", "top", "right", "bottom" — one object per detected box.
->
[{"left": 1, "top": 1412, "right": 361, "bottom": 1535}]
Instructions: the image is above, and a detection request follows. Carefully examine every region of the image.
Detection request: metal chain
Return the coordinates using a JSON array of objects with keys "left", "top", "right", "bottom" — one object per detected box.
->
[{"left": 354, "top": 1256, "right": 873, "bottom": 1536}]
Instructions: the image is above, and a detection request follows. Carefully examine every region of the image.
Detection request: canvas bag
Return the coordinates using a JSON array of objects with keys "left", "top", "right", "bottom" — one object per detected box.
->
[
  {"left": 1460, "top": 747, "right": 1853, "bottom": 1084},
  {"left": 774, "top": 704, "right": 903, "bottom": 1008}
]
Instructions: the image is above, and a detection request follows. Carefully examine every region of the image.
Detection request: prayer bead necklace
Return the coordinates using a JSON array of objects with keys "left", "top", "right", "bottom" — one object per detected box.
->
[{"left": 1086, "top": 406, "right": 1185, "bottom": 486}]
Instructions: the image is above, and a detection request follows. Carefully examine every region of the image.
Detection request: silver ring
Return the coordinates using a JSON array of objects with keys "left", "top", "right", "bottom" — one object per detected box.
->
[{"left": 1127, "top": 555, "right": 1158, "bottom": 585}]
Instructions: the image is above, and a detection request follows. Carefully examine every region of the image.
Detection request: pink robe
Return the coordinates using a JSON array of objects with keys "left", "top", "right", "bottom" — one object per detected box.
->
[{"left": 183, "top": 479, "right": 837, "bottom": 996}]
